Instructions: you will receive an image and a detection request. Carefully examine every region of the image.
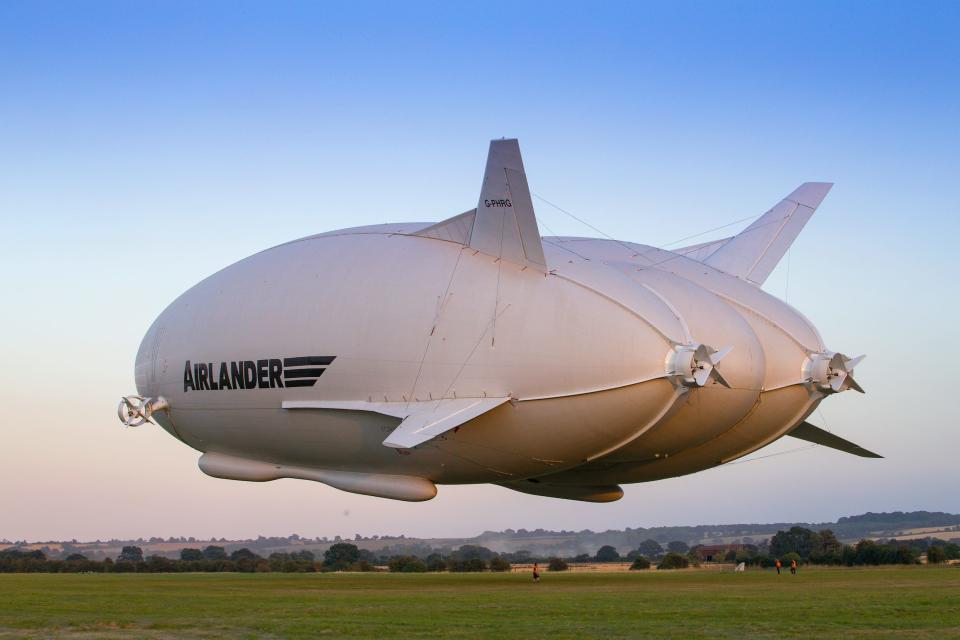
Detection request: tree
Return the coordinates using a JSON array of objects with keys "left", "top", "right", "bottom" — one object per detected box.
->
[
  {"left": 595, "top": 545, "right": 620, "bottom": 562},
  {"left": 667, "top": 541, "right": 689, "bottom": 554},
  {"left": 324, "top": 542, "right": 360, "bottom": 570},
  {"left": 146, "top": 555, "right": 176, "bottom": 572},
  {"left": 638, "top": 539, "right": 664, "bottom": 559},
  {"left": 202, "top": 546, "right": 227, "bottom": 560},
  {"left": 65, "top": 553, "right": 87, "bottom": 561},
  {"left": 425, "top": 553, "right": 447, "bottom": 572},
  {"left": 454, "top": 545, "right": 495, "bottom": 561},
  {"left": 630, "top": 555, "right": 651, "bottom": 570},
  {"left": 388, "top": 556, "right": 427, "bottom": 572},
  {"left": 657, "top": 552, "right": 689, "bottom": 570},
  {"left": 117, "top": 546, "right": 143, "bottom": 563},
  {"left": 449, "top": 558, "right": 485, "bottom": 572},
  {"left": 488, "top": 556, "right": 511, "bottom": 572},
  {"left": 180, "top": 548, "right": 204, "bottom": 561},
  {"left": 927, "top": 545, "right": 947, "bottom": 564},
  {"left": 292, "top": 550, "right": 315, "bottom": 563},
  {"left": 809, "top": 529, "right": 844, "bottom": 564},
  {"left": 230, "top": 548, "right": 260, "bottom": 562},
  {"left": 854, "top": 540, "right": 882, "bottom": 565},
  {"left": 547, "top": 557, "right": 568, "bottom": 571},
  {"left": 894, "top": 545, "right": 917, "bottom": 565},
  {"left": 770, "top": 527, "right": 820, "bottom": 559},
  {"left": 944, "top": 542, "right": 960, "bottom": 560}
]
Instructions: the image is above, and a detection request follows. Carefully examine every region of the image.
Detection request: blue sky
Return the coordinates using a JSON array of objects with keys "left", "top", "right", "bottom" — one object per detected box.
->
[{"left": 1, "top": 1, "right": 958, "bottom": 541}]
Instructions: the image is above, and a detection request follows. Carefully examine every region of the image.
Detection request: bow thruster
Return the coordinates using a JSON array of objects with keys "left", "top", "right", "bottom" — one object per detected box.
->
[{"left": 117, "top": 395, "right": 169, "bottom": 427}]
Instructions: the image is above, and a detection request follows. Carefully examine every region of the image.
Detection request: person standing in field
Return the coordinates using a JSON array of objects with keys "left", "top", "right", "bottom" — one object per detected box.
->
[
  {"left": 775, "top": 559, "right": 782, "bottom": 575},
  {"left": 532, "top": 562, "right": 540, "bottom": 582},
  {"left": 790, "top": 558, "right": 798, "bottom": 575}
]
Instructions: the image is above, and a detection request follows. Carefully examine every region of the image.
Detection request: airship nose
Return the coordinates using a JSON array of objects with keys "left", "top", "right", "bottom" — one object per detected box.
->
[{"left": 134, "top": 322, "right": 166, "bottom": 398}]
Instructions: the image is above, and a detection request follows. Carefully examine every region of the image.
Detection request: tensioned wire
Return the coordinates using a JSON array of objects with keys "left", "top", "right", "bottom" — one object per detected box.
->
[
  {"left": 533, "top": 191, "right": 803, "bottom": 273},
  {"left": 532, "top": 192, "right": 829, "bottom": 465},
  {"left": 533, "top": 190, "right": 805, "bottom": 394}
]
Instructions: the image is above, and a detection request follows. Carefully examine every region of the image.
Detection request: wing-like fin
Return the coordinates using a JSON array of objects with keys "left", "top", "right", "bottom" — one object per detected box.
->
[
  {"left": 786, "top": 421, "right": 882, "bottom": 458},
  {"left": 705, "top": 182, "right": 833, "bottom": 285},
  {"left": 282, "top": 399, "right": 409, "bottom": 417},
  {"left": 417, "top": 139, "right": 547, "bottom": 271},
  {"left": 383, "top": 397, "right": 510, "bottom": 449},
  {"left": 282, "top": 398, "right": 511, "bottom": 449}
]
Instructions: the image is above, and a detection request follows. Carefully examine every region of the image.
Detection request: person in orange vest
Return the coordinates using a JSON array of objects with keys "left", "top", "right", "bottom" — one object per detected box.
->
[
  {"left": 790, "top": 558, "right": 798, "bottom": 575},
  {"left": 775, "top": 559, "right": 782, "bottom": 575},
  {"left": 532, "top": 562, "right": 540, "bottom": 583}
]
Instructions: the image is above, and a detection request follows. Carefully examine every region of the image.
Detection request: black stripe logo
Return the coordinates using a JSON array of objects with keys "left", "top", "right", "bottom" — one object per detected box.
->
[
  {"left": 183, "top": 356, "right": 336, "bottom": 392},
  {"left": 282, "top": 356, "right": 336, "bottom": 388}
]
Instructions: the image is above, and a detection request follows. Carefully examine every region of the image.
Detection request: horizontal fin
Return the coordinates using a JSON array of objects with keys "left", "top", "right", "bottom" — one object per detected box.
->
[
  {"left": 786, "top": 421, "right": 882, "bottom": 458},
  {"left": 383, "top": 397, "right": 510, "bottom": 449},
  {"left": 282, "top": 397, "right": 510, "bottom": 449},
  {"left": 705, "top": 182, "right": 833, "bottom": 285}
]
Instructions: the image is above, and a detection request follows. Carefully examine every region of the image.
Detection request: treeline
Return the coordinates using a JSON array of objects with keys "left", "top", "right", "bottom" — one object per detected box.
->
[
  {"left": 564, "top": 529, "right": 960, "bottom": 569},
  {"left": 3, "top": 529, "right": 958, "bottom": 574},
  {"left": 0, "top": 543, "right": 519, "bottom": 574},
  {"left": 714, "top": 527, "right": 960, "bottom": 567}
]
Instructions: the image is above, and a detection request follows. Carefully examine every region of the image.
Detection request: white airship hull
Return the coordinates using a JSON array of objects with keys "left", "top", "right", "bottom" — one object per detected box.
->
[{"left": 125, "top": 139, "right": 874, "bottom": 502}]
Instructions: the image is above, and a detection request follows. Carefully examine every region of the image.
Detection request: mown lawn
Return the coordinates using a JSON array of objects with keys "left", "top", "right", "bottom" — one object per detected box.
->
[{"left": 0, "top": 566, "right": 958, "bottom": 638}]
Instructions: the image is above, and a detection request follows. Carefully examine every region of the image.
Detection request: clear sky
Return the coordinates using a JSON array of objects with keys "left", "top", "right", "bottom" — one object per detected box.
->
[{"left": 2, "top": 1, "right": 958, "bottom": 542}]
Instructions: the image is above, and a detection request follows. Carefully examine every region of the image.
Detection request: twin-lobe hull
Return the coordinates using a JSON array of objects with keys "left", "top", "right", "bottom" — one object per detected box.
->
[{"left": 136, "top": 224, "right": 826, "bottom": 489}]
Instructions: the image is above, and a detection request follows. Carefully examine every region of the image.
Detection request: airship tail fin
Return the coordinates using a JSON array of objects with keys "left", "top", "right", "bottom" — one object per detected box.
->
[
  {"left": 416, "top": 138, "right": 547, "bottom": 272},
  {"left": 785, "top": 420, "right": 882, "bottom": 458},
  {"left": 702, "top": 182, "right": 833, "bottom": 285}
]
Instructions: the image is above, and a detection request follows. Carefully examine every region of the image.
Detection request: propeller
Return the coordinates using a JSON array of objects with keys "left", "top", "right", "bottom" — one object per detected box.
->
[
  {"left": 117, "top": 395, "right": 169, "bottom": 427},
  {"left": 668, "top": 343, "right": 734, "bottom": 389},
  {"left": 803, "top": 352, "right": 866, "bottom": 395}
]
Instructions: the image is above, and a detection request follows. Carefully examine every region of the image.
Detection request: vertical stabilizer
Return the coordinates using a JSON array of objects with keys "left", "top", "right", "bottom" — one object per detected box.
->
[
  {"left": 705, "top": 182, "right": 833, "bottom": 285},
  {"left": 470, "top": 139, "right": 547, "bottom": 271}
]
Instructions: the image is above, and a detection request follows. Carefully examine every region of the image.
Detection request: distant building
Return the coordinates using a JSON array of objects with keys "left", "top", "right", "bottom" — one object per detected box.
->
[{"left": 693, "top": 544, "right": 749, "bottom": 562}]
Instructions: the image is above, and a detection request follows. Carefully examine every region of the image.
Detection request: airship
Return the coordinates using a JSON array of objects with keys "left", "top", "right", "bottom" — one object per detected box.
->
[{"left": 119, "top": 138, "right": 877, "bottom": 503}]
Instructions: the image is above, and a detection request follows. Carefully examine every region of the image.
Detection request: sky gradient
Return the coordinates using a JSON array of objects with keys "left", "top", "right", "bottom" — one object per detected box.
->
[{"left": 1, "top": 1, "right": 958, "bottom": 541}]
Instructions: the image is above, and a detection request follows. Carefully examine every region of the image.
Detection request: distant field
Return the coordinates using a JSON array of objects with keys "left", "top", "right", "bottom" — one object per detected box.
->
[{"left": 1, "top": 567, "right": 958, "bottom": 639}]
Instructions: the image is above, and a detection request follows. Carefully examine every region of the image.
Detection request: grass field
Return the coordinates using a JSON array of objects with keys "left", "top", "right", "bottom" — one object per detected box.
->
[{"left": 1, "top": 566, "right": 958, "bottom": 639}]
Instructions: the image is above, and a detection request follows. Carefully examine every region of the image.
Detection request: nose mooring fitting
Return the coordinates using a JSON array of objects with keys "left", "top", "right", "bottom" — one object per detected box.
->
[
  {"left": 803, "top": 352, "right": 865, "bottom": 395},
  {"left": 117, "top": 395, "right": 169, "bottom": 427},
  {"left": 667, "top": 343, "right": 733, "bottom": 388}
]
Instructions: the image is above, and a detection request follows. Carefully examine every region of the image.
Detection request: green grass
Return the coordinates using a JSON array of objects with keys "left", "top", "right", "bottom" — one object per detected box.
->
[{"left": 1, "top": 566, "right": 958, "bottom": 639}]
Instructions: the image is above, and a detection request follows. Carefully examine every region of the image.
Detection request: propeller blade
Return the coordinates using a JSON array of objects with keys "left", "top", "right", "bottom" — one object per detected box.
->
[
  {"left": 844, "top": 354, "right": 866, "bottom": 370},
  {"left": 711, "top": 368, "right": 732, "bottom": 389},
  {"left": 710, "top": 346, "right": 733, "bottom": 365},
  {"left": 846, "top": 375, "right": 866, "bottom": 394}
]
